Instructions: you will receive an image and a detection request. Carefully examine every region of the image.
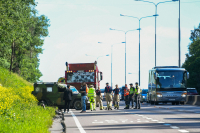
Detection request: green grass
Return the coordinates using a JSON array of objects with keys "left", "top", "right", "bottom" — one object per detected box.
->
[{"left": 0, "top": 67, "right": 56, "bottom": 133}]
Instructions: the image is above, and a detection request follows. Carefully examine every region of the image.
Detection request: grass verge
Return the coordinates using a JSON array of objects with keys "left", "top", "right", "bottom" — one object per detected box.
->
[{"left": 0, "top": 67, "right": 55, "bottom": 133}]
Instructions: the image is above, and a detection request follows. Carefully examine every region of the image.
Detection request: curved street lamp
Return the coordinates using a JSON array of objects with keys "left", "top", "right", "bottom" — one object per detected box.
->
[
  {"left": 109, "top": 28, "right": 139, "bottom": 84},
  {"left": 120, "top": 14, "right": 158, "bottom": 86},
  {"left": 135, "top": 0, "right": 179, "bottom": 67}
]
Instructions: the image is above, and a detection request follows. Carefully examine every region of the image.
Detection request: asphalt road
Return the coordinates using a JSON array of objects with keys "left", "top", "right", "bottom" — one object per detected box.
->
[{"left": 63, "top": 101, "right": 200, "bottom": 133}]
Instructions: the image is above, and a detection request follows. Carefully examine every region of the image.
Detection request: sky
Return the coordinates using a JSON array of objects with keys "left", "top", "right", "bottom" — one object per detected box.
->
[{"left": 35, "top": 0, "right": 200, "bottom": 89}]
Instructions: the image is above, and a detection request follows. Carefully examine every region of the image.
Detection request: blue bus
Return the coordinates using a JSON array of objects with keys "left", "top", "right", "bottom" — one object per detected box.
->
[{"left": 148, "top": 66, "right": 189, "bottom": 105}]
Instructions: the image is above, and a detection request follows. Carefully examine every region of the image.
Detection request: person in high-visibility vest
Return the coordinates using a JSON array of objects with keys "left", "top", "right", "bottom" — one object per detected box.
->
[
  {"left": 129, "top": 83, "right": 135, "bottom": 109},
  {"left": 113, "top": 84, "right": 120, "bottom": 109},
  {"left": 134, "top": 82, "right": 141, "bottom": 109},
  {"left": 124, "top": 84, "right": 130, "bottom": 109},
  {"left": 88, "top": 84, "right": 96, "bottom": 111}
]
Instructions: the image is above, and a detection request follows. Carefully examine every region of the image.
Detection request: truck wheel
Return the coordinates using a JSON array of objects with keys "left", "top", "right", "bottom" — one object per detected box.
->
[
  {"left": 172, "top": 102, "right": 175, "bottom": 105},
  {"left": 74, "top": 100, "right": 82, "bottom": 110}
]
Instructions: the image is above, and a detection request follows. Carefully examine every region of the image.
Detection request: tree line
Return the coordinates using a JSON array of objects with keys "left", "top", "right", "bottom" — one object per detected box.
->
[
  {"left": 0, "top": 0, "right": 49, "bottom": 82},
  {"left": 183, "top": 23, "right": 200, "bottom": 93}
]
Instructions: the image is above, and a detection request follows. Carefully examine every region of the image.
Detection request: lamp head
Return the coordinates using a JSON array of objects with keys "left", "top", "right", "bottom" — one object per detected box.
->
[
  {"left": 106, "top": 54, "right": 109, "bottom": 56},
  {"left": 120, "top": 14, "right": 126, "bottom": 16},
  {"left": 153, "top": 14, "right": 159, "bottom": 17},
  {"left": 122, "top": 42, "right": 126, "bottom": 43},
  {"left": 110, "top": 28, "right": 115, "bottom": 30},
  {"left": 172, "top": 0, "right": 179, "bottom": 1}
]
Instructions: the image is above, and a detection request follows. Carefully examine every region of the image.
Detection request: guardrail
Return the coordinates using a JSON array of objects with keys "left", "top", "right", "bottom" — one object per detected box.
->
[{"left": 186, "top": 95, "right": 200, "bottom": 106}]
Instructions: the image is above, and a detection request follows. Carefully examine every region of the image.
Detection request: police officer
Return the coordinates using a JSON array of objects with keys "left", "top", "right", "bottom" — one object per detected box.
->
[
  {"left": 104, "top": 82, "right": 113, "bottom": 110},
  {"left": 124, "top": 84, "right": 130, "bottom": 109},
  {"left": 113, "top": 84, "right": 120, "bottom": 109},
  {"left": 96, "top": 87, "right": 103, "bottom": 110},
  {"left": 129, "top": 83, "right": 135, "bottom": 109},
  {"left": 134, "top": 82, "right": 141, "bottom": 109},
  {"left": 88, "top": 84, "right": 96, "bottom": 111}
]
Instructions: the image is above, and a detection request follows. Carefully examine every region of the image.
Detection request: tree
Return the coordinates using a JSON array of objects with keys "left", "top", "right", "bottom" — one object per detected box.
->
[
  {"left": 0, "top": 0, "right": 50, "bottom": 82},
  {"left": 182, "top": 23, "right": 200, "bottom": 93}
]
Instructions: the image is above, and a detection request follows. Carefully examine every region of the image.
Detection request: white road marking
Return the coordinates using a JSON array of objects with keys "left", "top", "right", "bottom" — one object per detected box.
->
[
  {"left": 151, "top": 120, "right": 158, "bottom": 122},
  {"left": 164, "top": 124, "right": 171, "bottom": 126},
  {"left": 145, "top": 121, "right": 149, "bottom": 122},
  {"left": 130, "top": 121, "right": 133, "bottom": 122},
  {"left": 170, "top": 126, "right": 179, "bottom": 129},
  {"left": 105, "top": 120, "right": 118, "bottom": 123},
  {"left": 138, "top": 115, "right": 143, "bottom": 116},
  {"left": 146, "top": 118, "right": 152, "bottom": 120},
  {"left": 178, "top": 130, "right": 189, "bottom": 132},
  {"left": 92, "top": 121, "right": 104, "bottom": 124},
  {"left": 94, "top": 120, "right": 97, "bottom": 121},
  {"left": 137, "top": 121, "right": 141, "bottom": 122},
  {"left": 70, "top": 110, "right": 86, "bottom": 133},
  {"left": 158, "top": 122, "right": 165, "bottom": 123},
  {"left": 137, "top": 119, "right": 140, "bottom": 120}
]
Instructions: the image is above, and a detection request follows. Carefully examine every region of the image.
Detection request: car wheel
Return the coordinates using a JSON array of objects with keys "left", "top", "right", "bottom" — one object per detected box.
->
[{"left": 74, "top": 100, "right": 82, "bottom": 110}]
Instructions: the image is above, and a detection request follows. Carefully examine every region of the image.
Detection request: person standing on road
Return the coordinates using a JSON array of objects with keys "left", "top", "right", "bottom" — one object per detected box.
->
[
  {"left": 80, "top": 82, "right": 87, "bottom": 113},
  {"left": 63, "top": 84, "right": 73, "bottom": 113},
  {"left": 124, "top": 84, "right": 130, "bottom": 109},
  {"left": 88, "top": 84, "right": 96, "bottom": 111},
  {"left": 113, "top": 84, "right": 120, "bottom": 109},
  {"left": 104, "top": 82, "right": 113, "bottom": 110},
  {"left": 96, "top": 87, "right": 103, "bottom": 110},
  {"left": 134, "top": 82, "right": 141, "bottom": 109},
  {"left": 129, "top": 83, "right": 135, "bottom": 109}
]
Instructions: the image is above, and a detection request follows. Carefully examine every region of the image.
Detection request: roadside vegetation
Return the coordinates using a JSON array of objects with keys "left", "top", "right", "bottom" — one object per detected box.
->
[
  {"left": 182, "top": 23, "right": 200, "bottom": 94},
  {"left": 0, "top": 67, "right": 55, "bottom": 133}
]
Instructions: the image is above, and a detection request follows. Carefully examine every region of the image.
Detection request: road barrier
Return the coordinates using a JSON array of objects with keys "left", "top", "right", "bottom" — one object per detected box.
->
[{"left": 186, "top": 95, "right": 200, "bottom": 106}]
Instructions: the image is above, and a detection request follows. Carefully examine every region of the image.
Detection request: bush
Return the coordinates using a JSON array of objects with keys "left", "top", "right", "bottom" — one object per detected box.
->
[{"left": 0, "top": 67, "right": 55, "bottom": 133}]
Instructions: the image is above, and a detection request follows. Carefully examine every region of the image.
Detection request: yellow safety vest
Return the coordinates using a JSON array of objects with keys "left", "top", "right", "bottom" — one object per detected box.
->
[
  {"left": 135, "top": 86, "right": 140, "bottom": 94},
  {"left": 88, "top": 87, "right": 96, "bottom": 97},
  {"left": 130, "top": 87, "right": 134, "bottom": 94}
]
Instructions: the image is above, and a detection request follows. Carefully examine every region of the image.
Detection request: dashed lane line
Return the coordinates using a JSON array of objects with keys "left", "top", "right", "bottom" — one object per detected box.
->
[
  {"left": 70, "top": 110, "right": 86, "bottom": 133},
  {"left": 170, "top": 126, "right": 180, "bottom": 129},
  {"left": 178, "top": 130, "right": 189, "bottom": 132}
]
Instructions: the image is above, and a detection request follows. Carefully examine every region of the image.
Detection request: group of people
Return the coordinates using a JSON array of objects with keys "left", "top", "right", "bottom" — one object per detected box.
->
[
  {"left": 62, "top": 81, "right": 141, "bottom": 113},
  {"left": 105, "top": 82, "right": 141, "bottom": 110}
]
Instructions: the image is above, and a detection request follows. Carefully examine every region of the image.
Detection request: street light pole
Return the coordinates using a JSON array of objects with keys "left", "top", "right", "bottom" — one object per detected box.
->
[
  {"left": 178, "top": 0, "right": 181, "bottom": 67},
  {"left": 110, "top": 28, "right": 139, "bottom": 85},
  {"left": 120, "top": 14, "right": 156, "bottom": 86},
  {"left": 135, "top": 0, "right": 178, "bottom": 67}
]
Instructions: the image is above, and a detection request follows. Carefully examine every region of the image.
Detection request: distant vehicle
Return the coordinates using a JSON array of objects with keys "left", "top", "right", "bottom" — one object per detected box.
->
[
  {"left": 121, "top": 86, "right": 125, "bottom": 100},
  {"left": 32, "top": 82, "right": 90, "bottom": 110},
  {"left": 65, "top": 61, "right": 103, "bottom": 91},
  {"left": 100, "top": 89, "right": 105, "bottom": 100},
  {"left": 187, "top": 88, "right": 198, "bottom": 95},
  {"left": 148, "top": 66, "right": 189, "bottom": 105},
  {"left": 141, "top": 89, "right": 148, "bottom": 103}
]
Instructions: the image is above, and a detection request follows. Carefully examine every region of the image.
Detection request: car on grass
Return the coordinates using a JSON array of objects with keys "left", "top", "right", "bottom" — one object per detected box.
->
[{"left": 32, "top": 82, "right": 90, "bottom": 110}]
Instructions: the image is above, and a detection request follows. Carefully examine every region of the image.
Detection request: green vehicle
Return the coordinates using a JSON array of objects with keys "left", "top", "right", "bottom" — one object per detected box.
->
[{"left": 32, "top": 82, "right": 90, "bottom": 110}]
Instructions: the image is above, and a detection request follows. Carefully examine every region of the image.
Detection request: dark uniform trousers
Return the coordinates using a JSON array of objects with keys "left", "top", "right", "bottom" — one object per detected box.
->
[
  {"left": 64, "top": 100, "right": 71, "bottom": 112},
  {"left": 135, "top": 94, "right": 141, "bottom": 109},
  {"left": 129, "top": 94, "right": 134, "bottom": 107},
  {"left": 124, "top": 95, "right": 129, "bottom": 106}
]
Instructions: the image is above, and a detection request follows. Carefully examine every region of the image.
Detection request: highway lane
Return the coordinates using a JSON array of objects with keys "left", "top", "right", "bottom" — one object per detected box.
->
[{"left": 63, "top": 101, "right": 200, "bottom": 133}]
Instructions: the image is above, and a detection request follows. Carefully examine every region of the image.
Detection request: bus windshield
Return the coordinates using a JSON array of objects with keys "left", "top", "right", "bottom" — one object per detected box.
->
[{"left": 157, "top": 71, "right": 186, "bottom": 88}]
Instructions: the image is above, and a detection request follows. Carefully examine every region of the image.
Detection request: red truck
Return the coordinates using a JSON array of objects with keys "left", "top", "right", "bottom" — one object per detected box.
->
[{"left": 65, "top": 61, "right": 103, "bottom": 90}]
